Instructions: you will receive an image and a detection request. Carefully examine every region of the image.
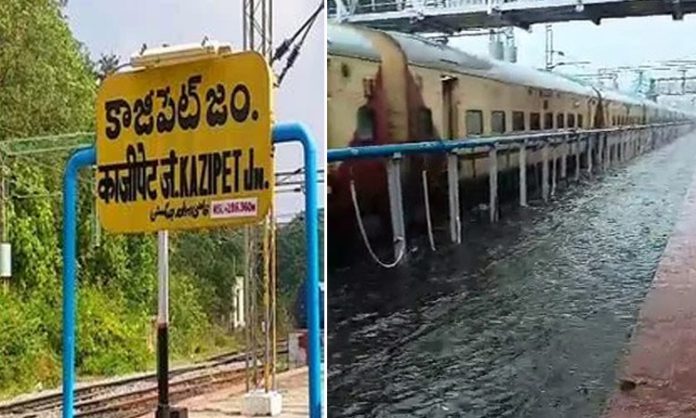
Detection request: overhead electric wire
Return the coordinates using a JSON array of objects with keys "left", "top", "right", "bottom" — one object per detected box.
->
[
  {"left": 271, "top": 1, "right": 324, "bottom": 64},
  {"left": 272, "top": 1, "right": 324, "bottom": 86}
]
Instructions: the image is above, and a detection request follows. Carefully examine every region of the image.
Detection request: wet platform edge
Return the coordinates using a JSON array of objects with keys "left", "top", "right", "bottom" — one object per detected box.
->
[{"left": 605, "top": 165, "right": 696, "bottom": 418}]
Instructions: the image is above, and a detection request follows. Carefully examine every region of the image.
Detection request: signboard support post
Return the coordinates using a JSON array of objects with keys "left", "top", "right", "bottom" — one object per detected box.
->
[
  {"left": 62, "top": 146, "right": 96, "bottom": 418},
  {"left": 271, "top": 122, "right": 322, "bottom": 418},
  {"left": 156, "top": 230, "right": 170, "bottom": 418}
]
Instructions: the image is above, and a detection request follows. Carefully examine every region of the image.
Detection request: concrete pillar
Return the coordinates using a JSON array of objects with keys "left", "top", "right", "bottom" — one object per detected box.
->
[
  {"left": 542, "top": 143, "right": 550, "bottom": 202},
  {"left": 551, "top": 145, "right": 557, "bottom": 197},
  {"left": 633, "top": 130, "right": 641, "bottom": 158},
  {"left": 586, "top": 135, "right": 593, "bottom": 174},
  {"left": 599, "top": 134, "right": 604, "bottom": 170},
  {"left": 518, "top": 141, "right": 527, "bottom": 207},
  {"left": 387, "top": 156, "right": 406, "bottom": 262},
  {"left": 616, "top": 133, "right": 621, "bottom": 164},
  {"left": 616, "top": 132, "right": 622, "bottom": 164},
  {"left": 447, "top": 153, "right": 461, "bottom": 244},
  {"left": 574, "top": 138, "right": 580, "bottom": 181},
  {"left": 636, "top": 131, "right": 640, "bottom": 156},
  {"left": 560, "top": 139, "right": 568, "bottom": 181},
  {"left": 641, "top": 129, "right": 646, "bottom": 154},
  {"left": 489, "top": 147, "right": 498, "bottom": 223}
]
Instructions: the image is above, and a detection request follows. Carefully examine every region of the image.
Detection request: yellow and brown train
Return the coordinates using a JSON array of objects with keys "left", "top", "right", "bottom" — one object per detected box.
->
[{"left": 327, "top": 22, "right": 693, "bottom": 239}]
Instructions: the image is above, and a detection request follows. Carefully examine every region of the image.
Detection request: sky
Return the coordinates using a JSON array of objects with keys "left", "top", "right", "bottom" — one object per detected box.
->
[
  {"left": 449, "top": 13, "right": 696, "bottom": 108},
  {"left": 64, "top": 0, "right": 326, "bottom": 220}
]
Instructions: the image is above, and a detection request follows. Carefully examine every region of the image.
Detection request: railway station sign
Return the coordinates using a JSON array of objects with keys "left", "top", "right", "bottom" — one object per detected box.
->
[{"left": 95, "top": 51, "right": 273, "bottom": 233}]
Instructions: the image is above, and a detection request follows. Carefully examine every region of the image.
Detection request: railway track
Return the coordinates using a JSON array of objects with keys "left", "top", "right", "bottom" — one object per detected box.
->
[{"left": 0, "top": 342, "right": 288, "bottom": 418}]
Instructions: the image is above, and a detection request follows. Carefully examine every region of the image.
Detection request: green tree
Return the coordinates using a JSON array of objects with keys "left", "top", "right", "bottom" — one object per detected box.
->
[
  {"left": 277, "top": 210, "right": 325, "bottom": 307},
  {"left": 0, "top": 0, "right": 95, "bottom": 139},
  {"left": 0, "top": 0, "right": 322, "bottom": 398}
]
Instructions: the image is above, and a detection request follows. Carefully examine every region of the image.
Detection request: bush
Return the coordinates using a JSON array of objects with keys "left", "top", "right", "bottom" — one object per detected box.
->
[
  {"left": 76, "top": 287, "right": 150, "bottom": 376},
  {"left": 0, "top": 293, "right": 59, "bottom": 395}
]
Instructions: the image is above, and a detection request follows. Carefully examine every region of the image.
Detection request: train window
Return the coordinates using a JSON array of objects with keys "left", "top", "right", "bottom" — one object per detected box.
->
[
  {"left": 567, "top": 113, "right": 576, "bottom": 128},
  {"left": 512, "top": 111, "right": 526, "bottom": 131},
  {"left": 612, "top": 116, "right": 617, "bottom": 126},
  {"left": 465, "top": 110, "right": 483, "bottom": 136},
  {"left": 491, "top": 111, "right": 506, "bottom": 134},
  {"left": 356, "top": 106, "right": 375, "bottom": 143},
  {"left": 557, "top": 113, "right": 565, "bottom": 129},
  {"left": 544, "top": 112, "right": 554, "bottom": 130},
  {"left": 577, "top": 114, "right": 583, "bottom": 128},
  {"left": 530, "top": 112, "right": 541, "bottom": 131}
]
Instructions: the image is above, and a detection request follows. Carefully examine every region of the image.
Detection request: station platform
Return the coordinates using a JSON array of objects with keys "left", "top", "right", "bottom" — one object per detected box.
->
[
  {"left": 605, "top": 169, "right": 696, "bottom": 417},
  {"left": 138, "top": 368, "right": 308, "bottom": 418}
]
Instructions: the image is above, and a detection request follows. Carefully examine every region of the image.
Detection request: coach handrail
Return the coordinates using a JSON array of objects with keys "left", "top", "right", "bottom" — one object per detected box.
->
[{"left": 327, "top": 122, "right": 692, "bottom": 162}]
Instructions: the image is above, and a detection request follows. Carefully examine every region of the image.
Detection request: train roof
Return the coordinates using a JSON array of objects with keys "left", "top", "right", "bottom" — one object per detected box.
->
[
  {"left": 328, "top": 23, "right": 693, "bottom": 114},
  {"left": 387, "top": 30, "right": 599, "bottom": 97},
  {"left": 327, "top": 23, "right": 382, "bottom": 62}
]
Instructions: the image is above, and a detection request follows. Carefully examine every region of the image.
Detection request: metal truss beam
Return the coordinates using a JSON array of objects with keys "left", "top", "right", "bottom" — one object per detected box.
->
[{"left": 329, "top": 0, "right": 696, "bottom": 32}]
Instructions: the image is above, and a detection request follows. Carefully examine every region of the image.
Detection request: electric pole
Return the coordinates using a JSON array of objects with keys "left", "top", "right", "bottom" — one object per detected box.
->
[{"left": 242, "top": 0, "right": 278, "bottom": 402}]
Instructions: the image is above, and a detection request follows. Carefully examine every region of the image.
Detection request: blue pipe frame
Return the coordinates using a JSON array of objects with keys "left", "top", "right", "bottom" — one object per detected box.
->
[
  {"left": 327, "top": 123, "right": 684, "bottom": 163},
  {"left": 62, "top": 146, "right": 95, "bottom": 418},
  {"left": 62, "top": 122, "right": 322, "bottom": 418},
  {"left": 270, "top": 122, "right": 323, "bottom": 418}
]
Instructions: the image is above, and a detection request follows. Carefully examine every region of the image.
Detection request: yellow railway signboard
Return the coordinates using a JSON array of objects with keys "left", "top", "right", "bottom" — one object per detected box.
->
[{"left": 95, "top": 51, "right": 273, "bottom": 233}]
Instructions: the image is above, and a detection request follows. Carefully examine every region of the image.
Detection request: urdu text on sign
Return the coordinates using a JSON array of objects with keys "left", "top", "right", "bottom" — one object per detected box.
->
[{"left": 95, "top": 51, "right": 273, "bottom": 233}]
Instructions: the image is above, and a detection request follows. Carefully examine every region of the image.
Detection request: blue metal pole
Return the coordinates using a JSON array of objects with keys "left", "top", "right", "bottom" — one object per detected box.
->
[
  {"left": 62, "top": 146, "right": 96, "bottom": 418},
  {"left": 272, "top": 122, "right": 322, "bottom": 418}
]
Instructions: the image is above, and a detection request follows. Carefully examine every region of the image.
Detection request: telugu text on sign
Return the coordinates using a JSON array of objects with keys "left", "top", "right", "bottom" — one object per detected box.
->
[{"left": 96, "top": 51, "right": 273, "bottom": 233}]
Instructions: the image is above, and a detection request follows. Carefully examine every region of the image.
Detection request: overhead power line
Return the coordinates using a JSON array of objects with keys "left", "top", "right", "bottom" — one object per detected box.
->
[{"left": 272, "top": 1, "right": 324, "bottom": 86}]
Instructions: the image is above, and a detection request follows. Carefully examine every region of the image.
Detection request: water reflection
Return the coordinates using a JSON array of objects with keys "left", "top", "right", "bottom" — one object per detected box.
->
[{"left": 328, "top": 136, "right": 696, "bottom": 418}]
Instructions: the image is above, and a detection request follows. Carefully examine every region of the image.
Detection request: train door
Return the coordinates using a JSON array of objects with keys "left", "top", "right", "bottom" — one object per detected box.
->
[{"left": 442, "top": 75, "right": 458, "bottom": 140}]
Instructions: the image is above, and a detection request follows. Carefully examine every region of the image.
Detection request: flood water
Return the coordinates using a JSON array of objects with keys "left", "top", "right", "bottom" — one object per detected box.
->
[{"left": 327, "top": 133, "right": 696, "bottom": 418}]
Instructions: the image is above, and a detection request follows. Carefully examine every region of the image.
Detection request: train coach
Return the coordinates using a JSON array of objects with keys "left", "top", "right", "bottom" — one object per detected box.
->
[{"left": 327, "top": 22, "right": 693, "bottom": 243}]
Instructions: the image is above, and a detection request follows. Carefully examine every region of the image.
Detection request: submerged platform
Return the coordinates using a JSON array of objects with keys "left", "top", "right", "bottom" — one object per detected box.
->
[
  {"left": 605, "top": 169, "right": 696, "bottom": 417},
  {"left": 171, "top": 368, "right": 308, "bottom": 418}
]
